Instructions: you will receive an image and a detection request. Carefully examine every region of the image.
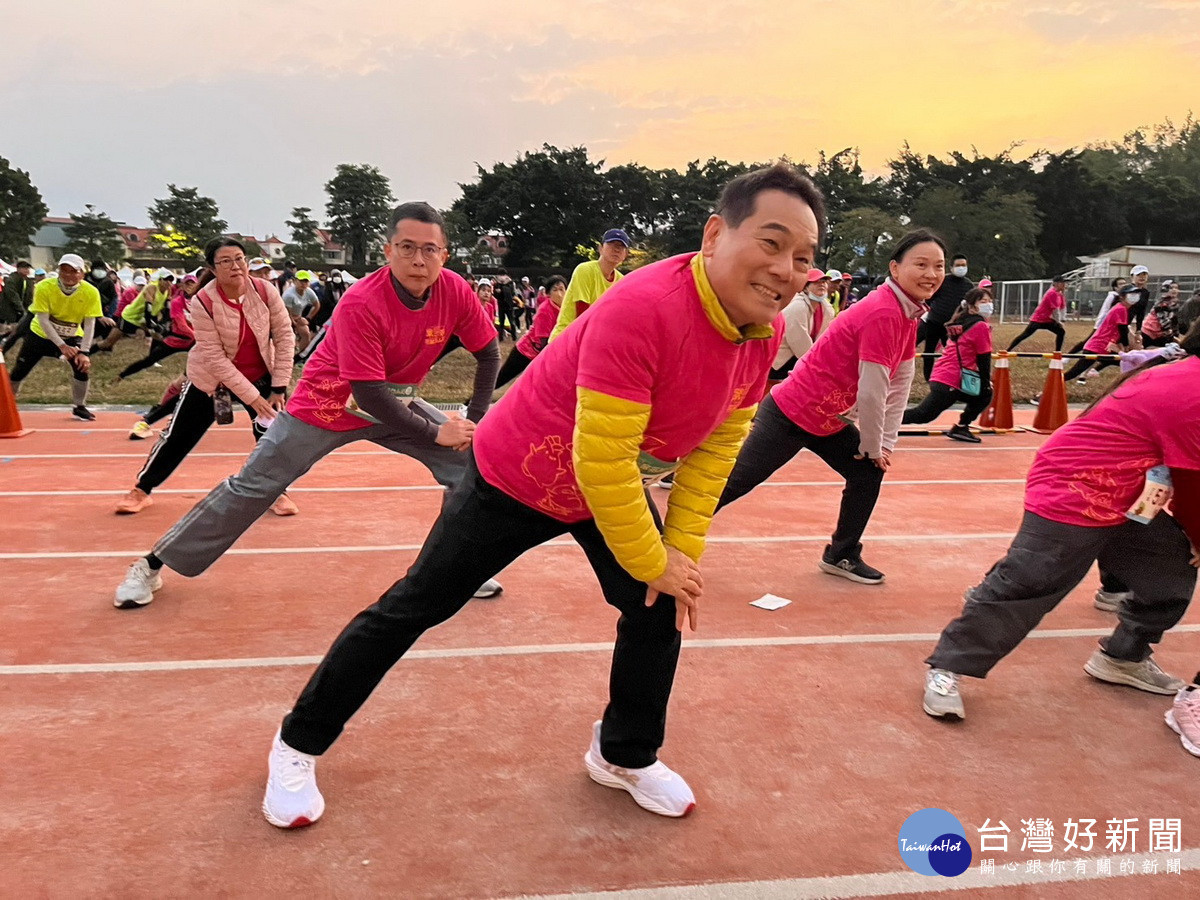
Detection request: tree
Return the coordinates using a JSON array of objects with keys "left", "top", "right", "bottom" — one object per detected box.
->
[
  {"left": 912, "top": 185, "right": 1044, "bottom": 279},
  {"left": 0, "top": 156, "right": 48, "bottom": 260},
  {"left": 325, "top": 164, "right": 394, "bottom": 267},
  {"left": 147, "top": 185, "right": 227, "bottom": 265},
  {"left": 657, "top": 158, "right": 755, "bottom": 255},
  {"left": 826, "top": 206, "right": 904, "bottom": 276},
  {"left": 63, "top": 205, "right": 126, "bottom": 263},
  {"left": 1030, "top": 150, "right": 1128, "bottom": 275},
  {"left": 283, "top": 206, "right": 324, "bottom": 268}
]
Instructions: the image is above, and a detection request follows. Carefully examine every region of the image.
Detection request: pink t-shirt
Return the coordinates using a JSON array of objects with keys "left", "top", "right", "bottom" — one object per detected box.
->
[
  {"left": 117, "top": 286, "right": 139, "bottom": 316},
  {"left": 474, "top": 253, "right": 782, "bottom": 523},
  {"left": 1030, "top": 288, "right": 1064, "bottom": 323},
  {"left": 771, "top": 283, "right": 918, "bottom": 435},
  {"left": 1086, "top": 303, "right": 1128, "bottom": 352},
  {"left": 930, "top": 320, "right": 992, "bottom": 390},
  {"left": 516, "top": 299, "right": 560, "bottom": 359},
  {"left": 482, "top": 296, "right": 497, "bottom": 326},
  {"left": 287, "top": 267, "right": 496, "bottom": 431},
  {"left": 1025, "top": 355, "right": 1200, "bottom": 527}
]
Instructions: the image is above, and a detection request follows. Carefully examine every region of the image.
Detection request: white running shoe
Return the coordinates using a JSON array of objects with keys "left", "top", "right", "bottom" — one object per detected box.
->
[
  {"left": 583, "top": 721, "right": 695, "bottom": 817},
  {"left": 114, "top": 558, "right": 163, "bottom": 609},
  {"left": 1165, "top": 680, "right": 1200, "bottom": 758},
  {"left": 1093, "top": 589, "right": 1132, "bottom": 613},
  {"left": 923, "top": 668, "right": 965, "bottom": 719},
  {"left": 262, "top": 729, "right": 325, "bottom": 828},
  {"left": 1084, "top": 649, "right": 1185, "bottom": 695},
  {"left": 473, "top": 579, "right": 503, "bottom": 599}
]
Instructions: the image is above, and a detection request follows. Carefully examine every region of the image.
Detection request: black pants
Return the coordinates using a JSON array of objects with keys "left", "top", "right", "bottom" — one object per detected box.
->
[
  {"left": 902, "top": 381, "right": 992, "bottom": 428},
  {"left": 144, "top": 393, "right": 181, "bottom": 426},
  {"left": 1, "top": 311, "right": 34, "bottom": 354},
  {"left": 717, "top": 394, "right": 885, "bottom": 561},
  {"left": 495, "top": 346, "right": 533, "bottom": 389},
  {"left": 134, "top": 376, "right": 270, "bottom": 494},
  {"left": 282, "top": 455, "right": 681, "bottom": 767},
  {"left": 919, "top": 320, "right": 948, "bottom": 381},
  {"left": 1064, "top": 357, "right": 1118, "bottom": 381},
  {"left": 9, "top": 333, "right": 87, "bottom": 384},
  {"left": 1007, "top": 320, "right": 1065, "bottom": 351},
  {"left": 496, "top": 299, "right": 519, "bottom": 340},
  {"left": 118, "top": 341, "right": 187, "bottom": 380}
]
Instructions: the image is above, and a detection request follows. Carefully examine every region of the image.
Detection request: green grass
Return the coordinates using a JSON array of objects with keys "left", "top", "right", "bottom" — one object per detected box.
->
[{"left": 6, "top": 322, "right": 1113, "bottom": 408}]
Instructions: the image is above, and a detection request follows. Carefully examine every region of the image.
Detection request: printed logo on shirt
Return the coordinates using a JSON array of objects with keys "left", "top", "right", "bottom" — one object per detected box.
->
[
  {"left": 727, "top": 384, "right": 750, "bottom": 411},
  {"left": 303, "top": 378, "right": 352, "bottom": 424},
  {"left": 814, "top": 387, "right": 857, "bottom": 429},
  {"left": 425, "top": 326, "right": 447, "bottom": 345},
  {"left": 1070, "top": 457, "right": 1158, "bottom": 524},
  {"left": 520, "top": 434, "right": 585, "bottom": 519}
]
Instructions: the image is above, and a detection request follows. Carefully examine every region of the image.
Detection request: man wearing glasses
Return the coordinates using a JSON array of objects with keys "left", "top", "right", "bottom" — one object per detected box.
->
[{"left": 113, "top": 203, "right": 504, "bottom": 609}]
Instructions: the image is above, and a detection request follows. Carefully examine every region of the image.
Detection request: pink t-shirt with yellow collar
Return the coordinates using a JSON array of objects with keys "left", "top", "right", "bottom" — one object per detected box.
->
[
  {"left": 287, "top": 267, "right": 496, "bottom": 431},
  {"left": 1025, "top": 355, "right": 1200, "bottom": 526},
  {"left": 473, "top": 253, "right": 782, "bottom": 523},
  {"left": 770, "top": 282, "right": 919, "bottom": 436}
]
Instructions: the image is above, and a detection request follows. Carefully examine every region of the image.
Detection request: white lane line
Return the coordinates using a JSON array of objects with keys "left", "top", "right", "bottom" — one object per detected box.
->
[
  {"left": 5, "top": 625, "right": 1197, "bottom": 675},
  {"left": 518, "top": 849, "right": 1200, "bottom": 900},
  {"left": 0, "top": 479, "right": 1027, "bottom": 498},
  {"left": 0, "top": 533, "right": 1019, "bottom": 561}
]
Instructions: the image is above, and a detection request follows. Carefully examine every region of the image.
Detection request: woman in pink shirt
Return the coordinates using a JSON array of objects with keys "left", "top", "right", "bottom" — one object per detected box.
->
[
  {"left": 1007, "top": 276, "right": 1067, "bottom": 351},
  {"left": 1062, "top": 283, "right": 1138, "bottom": 383},
  {"left": 494, "top": 274, "right": 566, "bottom": 388},
  {"left": 112, "top": 275, "right": 201, "bottom": 382},
  {"left": 114, "top": 238, "right": 295, "bottom": 516},
  {"left": 902, "top": 288, "right": 993, "bottom": 443},
  {"left": 717, "top": 229, "right": 946, "bottom": 585},
  {"left": 923, "top": 320, "right": 1200, "bottom": 721}
]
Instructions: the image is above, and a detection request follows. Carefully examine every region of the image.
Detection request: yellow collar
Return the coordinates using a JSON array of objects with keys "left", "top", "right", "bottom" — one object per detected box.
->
[{"left": 690, "top": 254, "right": 776, "bottom": 343}]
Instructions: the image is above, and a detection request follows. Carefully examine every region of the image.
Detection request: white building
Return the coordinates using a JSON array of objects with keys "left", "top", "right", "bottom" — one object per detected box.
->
[{"left": 1079, "top": 245, "right": 1200, "bottom": 278}]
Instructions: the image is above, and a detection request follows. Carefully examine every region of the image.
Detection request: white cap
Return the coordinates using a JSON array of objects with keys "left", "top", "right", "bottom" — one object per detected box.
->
[
  {"left": 521, "top": 276, "right": 530, "bottom": 282},
  {"left": 153, "top": 268, "right": 175, "bottom": 281},
  {"left": 1130, "top": 265, "right": 1149, "bottom": 276},
  {"left": 133, "top": 275, "right": 147, "bottom": 286},
  {"left": 57, "top": 253, "right": 86, "bottom": 272},
  {"left": 477, "top": 278, "right": 493, "bottom": 287}
]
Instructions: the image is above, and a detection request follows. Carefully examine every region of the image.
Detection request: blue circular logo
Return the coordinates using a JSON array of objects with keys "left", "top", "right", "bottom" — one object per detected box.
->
[{"left": 898, "top": 808, "right": 973, "bottom": 877}]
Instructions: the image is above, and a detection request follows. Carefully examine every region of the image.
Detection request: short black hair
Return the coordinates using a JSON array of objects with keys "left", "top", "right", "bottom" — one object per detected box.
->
[
  {"left": 16, "top": 260, "right": 31, "bottom": 269},
  {"left": 91, "top": 258, "right": 107, "bottom": 269},
  {"left": 890, "top": 228, "right": 947, "bottom": 264},
  {"left": 203, "top": 237, "right": 245, "bottom": 267},
  {"left": 715, "top": 162, "right": 827, "bottom": 245},
  {"left": 951, "top": 254, "right": 968, "bottom": 264},
  {"left": 1110, "top": 277, "right": 1126, "bottom": 289},
  {"left": 388, "top": 202, "right": 446, "bottom": 241},
  {"left": 543, "top": 274, "right": 567, "bottom": 292},
  {"left": 1052, "top": 275, "right": 1068, "bottom": 283}
]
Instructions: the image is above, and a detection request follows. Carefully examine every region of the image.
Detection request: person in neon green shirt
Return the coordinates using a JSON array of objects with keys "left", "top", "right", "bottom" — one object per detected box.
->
[
  {"left": 93, "top": 268, "right": 175, "bottom": 351},
  {"left": 9, "top": 254, "right": 103, "bottom": 420},
  {"left": 547, "top": 228, "right": 631, "bottom": 342}
]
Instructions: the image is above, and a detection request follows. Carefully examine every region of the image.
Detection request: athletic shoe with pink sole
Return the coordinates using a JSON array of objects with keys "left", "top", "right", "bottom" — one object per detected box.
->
[
  {"left": 584, "top": 720, "right": 695, "bottom": 817},
  {"left": 1165, "top": 677, "right": 1200, "bottom": 758},
  {"left": 262, "top": 729, "right": 325, "bottom": 828}
]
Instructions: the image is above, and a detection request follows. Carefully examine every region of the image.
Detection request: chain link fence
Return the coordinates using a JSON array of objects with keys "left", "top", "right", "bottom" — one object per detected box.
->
[{"left": 995, "top": 275, "right": 1199, "bottom": 323}]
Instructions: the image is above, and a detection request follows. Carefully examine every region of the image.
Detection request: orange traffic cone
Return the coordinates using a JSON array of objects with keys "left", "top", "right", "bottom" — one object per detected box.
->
[
  {"left": 0, "top": 359, "right": 33, "bottom": 438},
  {"left": 1028, "top": 352, "right": 1069, "bottom": 434},
  {"left": 979, "top": 352, "right": 1013, "bottom": 431}
]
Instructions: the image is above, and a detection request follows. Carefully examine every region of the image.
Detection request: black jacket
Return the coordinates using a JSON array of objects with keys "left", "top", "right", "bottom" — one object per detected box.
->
[{"left": 928, "top": 274, "right": 974, "bottom": 325}]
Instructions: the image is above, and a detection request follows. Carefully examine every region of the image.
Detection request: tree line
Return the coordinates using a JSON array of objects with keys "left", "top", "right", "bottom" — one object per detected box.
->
[{"left": 3, "top": 114, "right": 1197, "bottom": 278}]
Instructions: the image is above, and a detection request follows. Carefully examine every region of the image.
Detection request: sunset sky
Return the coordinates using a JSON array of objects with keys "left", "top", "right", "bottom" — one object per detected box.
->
[{"left": 4, "top": 0, "right": 1197, "bottom": 239}]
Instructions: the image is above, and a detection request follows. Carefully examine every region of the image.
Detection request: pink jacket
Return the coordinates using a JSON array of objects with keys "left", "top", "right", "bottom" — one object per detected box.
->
[{"left": 186, "top": 277, "right": 295, "bottom": 403}]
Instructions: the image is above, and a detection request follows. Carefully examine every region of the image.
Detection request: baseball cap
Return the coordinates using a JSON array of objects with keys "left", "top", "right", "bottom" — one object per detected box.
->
[
  {"left": 1130, "top": 265, "right": 1149, "bottom": 276},
  {"left": 978, "top": 278, "right": 994, "bottom": 289},
  {"left": 1161, "top": 279, "right": 1176, "bottom": 289},
  {"left": 825, "top": 268, "right": 842, "bottom": 281},
  {"left": 806, "top": 267, "right": 829, "bottom": 283},
  {"left": 57, "top": 253, "right": 86, "bottom": 272},
  {"left": 295, "top": 270, "right": 314, "bottom": 282},
  {"left": 1118, "top": 283, "right": 1141, "bottom": 295},
  {"left": 601, "top": 228, "right": 632, "bottom": 247},
  {"left": 476, "top": 278, "right": 493, "bottom": 288},
  {"left": 841, "top": 272, "right": 853, "bottom": 280},
  {"left": 133, "top": 275, "right": 147, "bottom": 286},
  {"left": 34, "top": 268, "right": 46, "bottom": 276},
  {"left": 153, "top": 268, "right": 175, "bottom": 281},
  {"left": 521, "top": 276, "right": 530, "bottom": 283},
  {"left": 247, "top": 257, "right": 272, "bottom": 272}
]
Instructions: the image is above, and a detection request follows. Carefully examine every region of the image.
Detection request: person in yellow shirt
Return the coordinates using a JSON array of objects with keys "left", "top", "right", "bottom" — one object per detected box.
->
[
  {"left": 92, "top": 268, "right": 175, "bottom": 351},
  {"left": 547, "top": 228, "right": 631, "bottom": 342},
  {"left": 9, "top": 254, "right": 103, "bottom": 420}
]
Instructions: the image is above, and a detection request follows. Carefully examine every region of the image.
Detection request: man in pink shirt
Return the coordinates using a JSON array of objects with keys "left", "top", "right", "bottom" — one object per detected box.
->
[
  {"left": 259, "top": 163, "right": 823, "bottom": 829},
  {"left": 1007, "top": 275, "right": 1067, "bottom": 351},
  {"left": 114, "top": 202, "right": 504, "bottom": 608}
]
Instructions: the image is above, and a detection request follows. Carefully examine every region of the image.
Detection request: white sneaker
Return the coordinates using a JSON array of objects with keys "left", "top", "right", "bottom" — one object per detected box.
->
[
  {"left": 923, "top": 668, "right": 965, "bottom": 719},
  {"left": 262, "top": 729, "right": 325, "bottom": 828},
  {"left": 583, "top": 721, "right": 695, "bottom": 817},
  {"left": 1093, "top": 589, "right": 1132, "bottom": 613},
  {"left": 114, "top": 558, "right": 163, "bottom": 609},
  {"left": 473, "top": 578, "right": 503, "bottom": 599}
]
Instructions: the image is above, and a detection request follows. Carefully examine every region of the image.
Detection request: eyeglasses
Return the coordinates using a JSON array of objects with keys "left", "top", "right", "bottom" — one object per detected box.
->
[
  {"left": 391, "top": 241, "right": 445, "bottom": 260},
  {"left": 214, "top": 255, "right": 248, "bottom": 268}
]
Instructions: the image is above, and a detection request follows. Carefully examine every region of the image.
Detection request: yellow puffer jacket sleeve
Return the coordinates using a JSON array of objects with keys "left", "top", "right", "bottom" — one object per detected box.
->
[
  {"left": 663, "top": 404, "right": 757, "bottom": 562},
  {"left": 572, "top": 386, "right": 668, "bottom": 584}
]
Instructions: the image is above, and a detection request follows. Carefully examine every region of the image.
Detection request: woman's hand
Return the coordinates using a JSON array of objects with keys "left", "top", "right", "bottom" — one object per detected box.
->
[
  {"left": 269, "top": 391, "right": 287, "bottom": 412},
  {"left": 249, "top": 395, "right": 276, "bottom": 420}
]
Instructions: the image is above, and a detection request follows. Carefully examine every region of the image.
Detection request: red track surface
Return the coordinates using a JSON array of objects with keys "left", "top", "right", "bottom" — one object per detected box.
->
[{"left": 2, "top": 409, "right": 1197, "bottom": 898}]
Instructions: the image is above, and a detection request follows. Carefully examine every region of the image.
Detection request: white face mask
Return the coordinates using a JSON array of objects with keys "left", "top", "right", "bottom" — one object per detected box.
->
[
  {"left": 978, "top": 302, "right": 994, "bottom": 317},
  {"left": 332, "top": 277, "right": 342, "bottom": 284},
  {"left": 807, "top": 290, "right": 825, "bottom": 301},
  {"left": 951, "top": 266, "right": 968, "bottom": 278}
]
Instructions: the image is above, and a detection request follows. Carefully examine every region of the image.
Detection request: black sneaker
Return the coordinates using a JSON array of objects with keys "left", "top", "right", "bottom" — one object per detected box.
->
[
  {"left": 72, "top": 406, "right": 96, "bottom": 421},
  {"left": 947, "top": 424, "right": 981, "bottom": 443},
  {"left": 819, "top": 547, "right": 884, "bottom": 584}
]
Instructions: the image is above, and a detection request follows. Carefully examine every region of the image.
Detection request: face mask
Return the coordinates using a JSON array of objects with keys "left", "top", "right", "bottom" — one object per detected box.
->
[
  {"left": 60, "top": 280, "right": 79, "bottom": 295},
  {"left": 952, "top": 266, "right": 968, "bottom": 278},
  {"left": 807, "top": 290, "right": 824, "bottom": 301},
  {"left": 332, "top": 277, "right": 342, "bottom": 284},
  {"left": 978, "top": 302, "right": 994, "bottom": 316}
]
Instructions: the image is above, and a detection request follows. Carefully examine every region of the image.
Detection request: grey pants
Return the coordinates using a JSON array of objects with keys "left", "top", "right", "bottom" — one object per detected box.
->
[
  {"left": 928, "top": 511, "right": 1196, "bottom": 677},
  {"left": 154, "top": 402, "right": 465, "bottom": 577}
]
